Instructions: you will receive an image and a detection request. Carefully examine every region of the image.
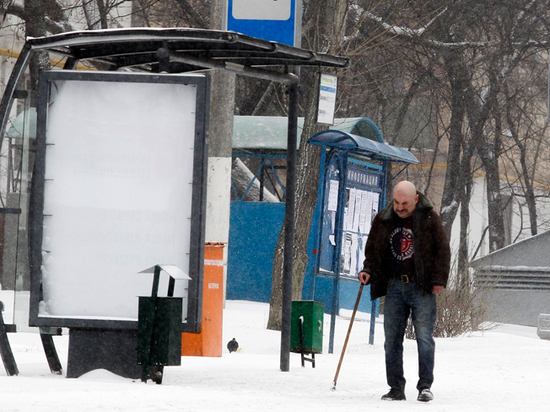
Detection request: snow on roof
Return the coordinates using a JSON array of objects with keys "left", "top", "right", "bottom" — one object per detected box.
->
[
  {"left": 470, "top": 230, "right": 550, "bottom": 269},
  {"left": 232, "top": 116, "right": 365, "bottom": 150}
]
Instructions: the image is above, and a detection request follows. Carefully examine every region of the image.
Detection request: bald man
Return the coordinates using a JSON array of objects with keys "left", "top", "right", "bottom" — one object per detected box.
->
[{"left": 358, "top": 181, "right": 450, "bottom": 402}]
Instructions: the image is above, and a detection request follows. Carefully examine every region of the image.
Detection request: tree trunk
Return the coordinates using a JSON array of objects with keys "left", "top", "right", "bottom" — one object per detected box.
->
[
  {"left": 463, "top": 67, "right": 506, "bottom": 253},
  {"left": 291, "top": 72, "right": 328, "bottom": 299},
  {"left": 523, "top": 166, "right": 538, "bottom": 237},
  {"left": 389, "top": 67, "right": 431, "bottom": 145},
  {"left": 25, "top": 0, "right": 51, "bottom": 101},
  {"left": 457, "top": 171, "right": 472, "bottom": 284},
  {"left": 439, "top": 51, "right": 467, "bottom": 237},
  {"left": 266, "top": 71, "right": 326, "bottom": 331},
  {"left": 476, "top": 101, "right": 506, "bottom": 252},
  {"left": 503, "top": 86, "right": 539, "bottom": 237},
  {"left": 267, "top": 0, "right": 348, "bottom": 330},
  {"left": 480, "top": 148, "right": 505, "bottom": 252},
  {"left": 94, "top": 0, "right": 109, "bottom": 29}
]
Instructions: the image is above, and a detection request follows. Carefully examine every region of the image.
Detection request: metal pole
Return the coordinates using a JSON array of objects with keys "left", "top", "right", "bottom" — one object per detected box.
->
[
  {"left": 369, "top": 299, "right": 377, "bottom": 345},
  {"left": 308, "top": 147, "right": 328, "bottom": 301},
  {"left": 328, "top": 151, "right": 349, "bottom": 354},
  {"left": 280, "top": 79, "right": 299, "bottom": 372},
  {"left": 367, "top": 161, "right": 389, "bottom": 345}
]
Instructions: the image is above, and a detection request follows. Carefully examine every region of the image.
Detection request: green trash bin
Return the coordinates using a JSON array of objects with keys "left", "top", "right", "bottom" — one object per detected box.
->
[
  {"left": 290, "top": 301, "right": 324, "bottom": 366},
  {"left": 137, "top": 265, "right": 187, "bottom": 383},
  {"left": 138, "top": 296, "right": 182, "bottom": 367}
]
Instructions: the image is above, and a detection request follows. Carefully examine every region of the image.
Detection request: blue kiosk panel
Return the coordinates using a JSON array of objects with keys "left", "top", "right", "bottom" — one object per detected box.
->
[{"left": 308, "top": 122, "right": 418, "bottom": 352}]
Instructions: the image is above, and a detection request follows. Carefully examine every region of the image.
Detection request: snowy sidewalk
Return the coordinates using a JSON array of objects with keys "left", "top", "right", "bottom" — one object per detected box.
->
[{"left": 1, "top": 300, "right": 548, "bottom": 412}]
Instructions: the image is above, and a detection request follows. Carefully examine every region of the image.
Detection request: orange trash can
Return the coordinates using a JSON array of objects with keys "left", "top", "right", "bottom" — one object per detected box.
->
[{"left": 181, "top": 242, "right": 225, "bottom": 357}]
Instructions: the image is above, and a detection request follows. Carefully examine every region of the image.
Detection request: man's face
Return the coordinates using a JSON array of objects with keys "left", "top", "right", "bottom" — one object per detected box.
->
[{"left": 393, "top": 192, "right": 418, "bottom": 218}]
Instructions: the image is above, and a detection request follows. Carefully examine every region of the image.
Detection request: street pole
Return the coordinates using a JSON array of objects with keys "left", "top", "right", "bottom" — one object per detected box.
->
[{"left": 280, "top": 77, "right": 299, "bottom": 372}]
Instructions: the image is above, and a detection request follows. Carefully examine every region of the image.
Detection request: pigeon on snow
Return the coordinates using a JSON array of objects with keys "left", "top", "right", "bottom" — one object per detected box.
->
[{"left": 227, "top": 338, "right": 239, "bottom": 353}]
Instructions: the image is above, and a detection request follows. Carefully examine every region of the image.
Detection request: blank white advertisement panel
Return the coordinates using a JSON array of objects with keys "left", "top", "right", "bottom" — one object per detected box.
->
[{"left": 33, "top": 71, "right": 207, "bottom": 326}]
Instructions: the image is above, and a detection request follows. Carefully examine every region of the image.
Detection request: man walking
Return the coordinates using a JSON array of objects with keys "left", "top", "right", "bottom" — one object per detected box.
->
[{"left": 358, "top": 180, "right": 450, "bottom": 402}]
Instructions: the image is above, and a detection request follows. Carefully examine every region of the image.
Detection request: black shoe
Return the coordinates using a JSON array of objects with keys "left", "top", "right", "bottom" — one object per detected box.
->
[
  {"left": 417, "top": 388, "right": 434, "bottom": 402},
  {"left": 381, "top": 388, "right": 406, "bottom": 401}
]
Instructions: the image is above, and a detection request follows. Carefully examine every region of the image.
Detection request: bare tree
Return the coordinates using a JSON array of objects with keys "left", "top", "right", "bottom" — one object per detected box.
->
[
  {"left": 266, "top": 0, "right": 350, "bottom": 330},
  {"left": 356, "top": 0, "right": 550, "bottom": 256},
  {"left": 265, "top": 0, "right": 550, "bottom": 318},
  {"left": 501, "top": 56, "right": 550, "bottom": 238}
]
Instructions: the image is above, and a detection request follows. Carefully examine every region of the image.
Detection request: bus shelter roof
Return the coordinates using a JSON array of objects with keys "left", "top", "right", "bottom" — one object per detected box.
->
[
  {"left": 25, "top": 27, "right": 350, "bottom": 74},
  {"left": 308, "top": 129, "right": 419, "bottom": 164}
]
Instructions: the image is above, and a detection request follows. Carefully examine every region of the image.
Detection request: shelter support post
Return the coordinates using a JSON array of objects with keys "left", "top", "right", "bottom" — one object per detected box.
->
[
  {"left": 40, "top": 328, "right": 63, "bottom": 374},
  {"left": 0, "top": 302, "right": 18, "bottom": 376},
  {"left": 280, "top": 78, "right": 299, "bottom": 372}
]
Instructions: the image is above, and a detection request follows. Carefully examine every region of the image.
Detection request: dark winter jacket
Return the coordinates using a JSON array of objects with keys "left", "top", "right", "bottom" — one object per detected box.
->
[{"left": 361, "top": 192, "right": 451, "bottom": 300}]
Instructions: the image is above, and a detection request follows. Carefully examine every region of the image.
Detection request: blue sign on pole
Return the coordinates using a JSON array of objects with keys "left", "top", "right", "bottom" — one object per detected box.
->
[{"left": 224, "top": 0, "right": 302, "bottom": 47}]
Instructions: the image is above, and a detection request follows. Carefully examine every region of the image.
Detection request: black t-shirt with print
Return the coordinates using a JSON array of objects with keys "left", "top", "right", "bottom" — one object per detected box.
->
[{"left": 388, "top": 216, "right": 416, "bottom": 278}]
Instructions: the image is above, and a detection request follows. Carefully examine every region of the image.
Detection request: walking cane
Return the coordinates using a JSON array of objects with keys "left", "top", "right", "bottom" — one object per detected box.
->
[{"left": 331, "top": 282, "right": 364, "bottom": 391}]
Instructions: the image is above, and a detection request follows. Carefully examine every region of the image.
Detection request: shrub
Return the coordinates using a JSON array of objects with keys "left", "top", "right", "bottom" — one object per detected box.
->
[{"left": 405, "top": 268, "right": 496, "bottom": 339}]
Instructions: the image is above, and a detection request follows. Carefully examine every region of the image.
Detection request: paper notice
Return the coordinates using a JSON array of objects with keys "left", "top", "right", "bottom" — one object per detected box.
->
[{"left": 327, "top": 180, "right": 339, "bottom": 211}]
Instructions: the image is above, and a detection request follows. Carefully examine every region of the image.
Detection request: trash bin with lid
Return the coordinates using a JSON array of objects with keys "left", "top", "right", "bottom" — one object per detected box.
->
[
  {"left": 137, "top": 264, "right": 190, "bottom": 383},
  {"left": 290, "top": 300, "right": 324, "bottom": 367}
]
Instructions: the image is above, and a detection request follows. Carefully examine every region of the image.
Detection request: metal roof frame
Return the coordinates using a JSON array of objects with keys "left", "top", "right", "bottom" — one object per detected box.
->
[
  {"left": 27, "top": 27, "right": 349, "bottom": 74},
  {"left": 1, "top": 28, "right": 349, "bottom": 139}
]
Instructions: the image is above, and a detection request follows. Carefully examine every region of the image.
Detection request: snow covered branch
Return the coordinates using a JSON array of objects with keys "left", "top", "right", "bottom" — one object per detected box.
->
[
  {"left": 364, "top": 5, "right": 448, "bottom": 38},
  {"left": 362, "top": 4, "right": 550, "bottom": 51}
]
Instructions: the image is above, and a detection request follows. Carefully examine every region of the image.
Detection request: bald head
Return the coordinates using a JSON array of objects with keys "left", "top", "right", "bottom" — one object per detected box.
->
[
  {"left": 394, "top": 181, "right": 417, "bottom": 197},
  {"left": 392, "top": 181, "right": 418, "bottom": 218}
]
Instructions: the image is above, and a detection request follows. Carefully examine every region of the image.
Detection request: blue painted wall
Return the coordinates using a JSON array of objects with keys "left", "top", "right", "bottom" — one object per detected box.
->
[{"left": 227, "top": 202, "right": 285, "bottom": 302}]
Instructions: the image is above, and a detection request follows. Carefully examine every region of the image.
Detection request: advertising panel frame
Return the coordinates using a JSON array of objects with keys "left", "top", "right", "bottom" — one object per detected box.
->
[{"left": 29, "top": 70, "right": 209, "bottom": 333}]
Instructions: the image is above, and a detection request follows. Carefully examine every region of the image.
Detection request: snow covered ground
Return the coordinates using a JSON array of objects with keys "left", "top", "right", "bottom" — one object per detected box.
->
[{"left": 1, "top": 299, "right": 549, "bottom": 412}]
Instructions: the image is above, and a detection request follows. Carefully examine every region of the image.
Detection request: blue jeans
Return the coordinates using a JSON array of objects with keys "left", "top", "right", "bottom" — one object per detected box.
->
[{"left": 384, "top": 279, "right": 437, "bottom": 391}]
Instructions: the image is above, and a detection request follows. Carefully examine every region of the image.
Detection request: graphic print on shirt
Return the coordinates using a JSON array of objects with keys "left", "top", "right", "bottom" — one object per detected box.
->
[{"left": 390, "top": 227, "right": 414, "bottom": 261}]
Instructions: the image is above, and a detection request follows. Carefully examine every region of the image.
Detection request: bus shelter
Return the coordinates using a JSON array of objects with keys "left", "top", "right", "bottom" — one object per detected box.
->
[
  {"left": 308, "top": 119, "right": 418, "bottom": 352},
  {"left": 0, "top": 28, "right": 349, "bottom": 377}
]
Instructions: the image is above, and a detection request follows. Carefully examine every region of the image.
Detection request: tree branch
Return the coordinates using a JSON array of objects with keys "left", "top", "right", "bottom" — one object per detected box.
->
[
  {"left": 362, "top": 3, "right": 550, "bottom": 51},
  {"left": 173, "top": 0, "right": 207, "bottom": 28},
  {"left": 1, "top": 2, "right": 26, "bottom": 22}
]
